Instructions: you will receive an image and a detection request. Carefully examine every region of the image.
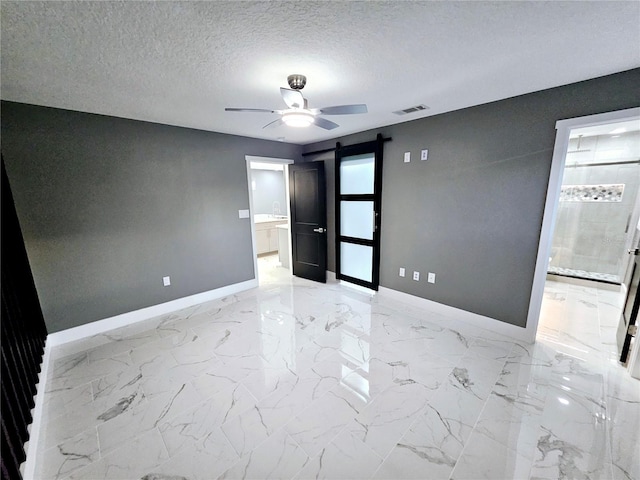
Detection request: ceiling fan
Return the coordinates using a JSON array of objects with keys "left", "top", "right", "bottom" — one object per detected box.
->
[{"left": 225, "top": 74, "right": 367, "bottom": 130}]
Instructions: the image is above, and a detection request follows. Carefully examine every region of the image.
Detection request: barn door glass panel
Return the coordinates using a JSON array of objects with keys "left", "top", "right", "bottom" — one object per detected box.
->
[
  {"left": 340, "top": 201, "right": 374, "bottom": 240},
  {"left": 340, "top": 154, "right": 375, "bottom": 194},
  {"left": 340, "top": 243, "right": 373, "bottom": 283}
]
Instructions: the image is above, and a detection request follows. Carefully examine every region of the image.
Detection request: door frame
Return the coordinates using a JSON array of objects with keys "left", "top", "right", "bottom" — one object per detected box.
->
[
  {"left": 245, "top": 155, "right": 295, "bottom": 285},
  {"left": 527, "top": 107, "right": 640, "bottom": 342},
  {"left": 335, "top": 134, "right": 385, "bottom": 290}
]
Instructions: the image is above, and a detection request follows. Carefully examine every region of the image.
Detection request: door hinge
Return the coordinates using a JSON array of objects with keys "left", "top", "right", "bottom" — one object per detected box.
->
[{"left": 628, "top": 325, "right": 638, "bottom": 336}]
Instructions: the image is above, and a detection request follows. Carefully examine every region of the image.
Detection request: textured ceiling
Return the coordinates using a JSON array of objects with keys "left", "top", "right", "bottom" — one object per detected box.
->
[{"left": 1, "top": 1, "right": 639, "bottom": 145}]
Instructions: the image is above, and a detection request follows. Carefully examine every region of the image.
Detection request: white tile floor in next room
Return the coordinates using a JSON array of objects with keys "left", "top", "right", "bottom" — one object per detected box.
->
[{"left": 33, "top": 255, "right": 639, "bottom": 480}]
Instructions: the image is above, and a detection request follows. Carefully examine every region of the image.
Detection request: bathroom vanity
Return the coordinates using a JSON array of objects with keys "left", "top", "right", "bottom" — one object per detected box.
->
[
  {"left": 276, "top": 224, "right": 290, "bottom": 269},
  {"left": 254, "top": 214, "right": 287, "bottom": 255}
]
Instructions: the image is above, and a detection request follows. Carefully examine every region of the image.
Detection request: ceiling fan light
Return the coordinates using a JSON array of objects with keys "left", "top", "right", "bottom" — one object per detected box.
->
[{"left": 282, "top": 111, "right": 314, "bottom": 128}]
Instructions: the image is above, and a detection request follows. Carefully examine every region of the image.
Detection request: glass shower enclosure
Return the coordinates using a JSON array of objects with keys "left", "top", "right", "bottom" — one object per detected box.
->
[{"left": 549, "top": 123, "right": 640, "bottom": 284}]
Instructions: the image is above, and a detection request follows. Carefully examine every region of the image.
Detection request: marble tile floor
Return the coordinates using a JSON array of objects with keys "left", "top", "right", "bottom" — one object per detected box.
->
[{"left": 31, "top": 257, "right": 639, "bottom": 480}]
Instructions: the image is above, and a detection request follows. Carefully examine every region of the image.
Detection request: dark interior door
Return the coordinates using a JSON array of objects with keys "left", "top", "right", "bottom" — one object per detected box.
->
[
  {"left": 618, "top": 245, "right": 640, "bottom": 362},
  {"left": 289, "top": 162, "right": 327, "bottom": 283}
]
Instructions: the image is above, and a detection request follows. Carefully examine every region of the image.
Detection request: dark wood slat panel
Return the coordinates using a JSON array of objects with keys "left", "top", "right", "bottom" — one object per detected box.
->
[
  {"left": 1, "top": 418, "right": 23, "bottom": 480},
  {"left": 1, "top": 313, "right": 37, "bottom": 412},
  {"left": 1, "top": 157, "right": 48, "bottom": 480},
  {"left": 1, "top": 349, "right": 32, "bottom": 432},
  {"left": 1, "top": 389, "right": 26, "bottom": 469}
]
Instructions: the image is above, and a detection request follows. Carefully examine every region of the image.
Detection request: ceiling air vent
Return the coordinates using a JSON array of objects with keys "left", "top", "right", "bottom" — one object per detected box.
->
[{"left": 393, "top": 104, "right": 429, "bottom": 116}]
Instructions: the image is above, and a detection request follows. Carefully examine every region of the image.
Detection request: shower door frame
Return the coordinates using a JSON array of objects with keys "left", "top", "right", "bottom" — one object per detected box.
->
[{"left": 551, "top": 154, "right": 640, "bottom": 284}]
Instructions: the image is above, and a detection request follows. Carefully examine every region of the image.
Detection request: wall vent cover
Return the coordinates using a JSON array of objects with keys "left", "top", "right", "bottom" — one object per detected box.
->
[{"left": 393, "top": 104, "right": 429, "bottom": 116}]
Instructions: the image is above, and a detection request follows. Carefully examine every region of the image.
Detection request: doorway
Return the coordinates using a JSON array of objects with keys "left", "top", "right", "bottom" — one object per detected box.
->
[
  {"left": 245, "top": 156, "right": 294, "bottom": 285},
  {"left": 527, "top": 107, "right": 640, "bottom": 343}
]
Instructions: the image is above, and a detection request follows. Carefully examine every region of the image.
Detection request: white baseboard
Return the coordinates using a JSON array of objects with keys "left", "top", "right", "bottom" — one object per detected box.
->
[
  {"left": 47, "top": 279, "right": 258, "bottom": 347},
  {"left": 327, "top": 270, "right": 337, "bottom": 283},
  {"left": 22, "top": 338, "right": 53, "bottom": 480},
  {"left": 377, "top": 287, "right": 534, "bottom": 343}
]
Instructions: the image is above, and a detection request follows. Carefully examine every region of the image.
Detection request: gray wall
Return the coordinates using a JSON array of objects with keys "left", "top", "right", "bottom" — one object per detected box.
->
[
  {"left": 250, "top": 169, "right": 287, "bottom": 215},
  {"left": 303, "top": 69, "right": 640, "bottom": 328},
  {"left": 1, "top": 102, "right": 302, "bottom": 332}
]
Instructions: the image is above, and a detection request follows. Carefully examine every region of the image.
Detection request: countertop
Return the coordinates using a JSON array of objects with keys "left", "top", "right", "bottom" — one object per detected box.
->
[{"left": 254, "top": 214, "right": 288, "bottom": 224}]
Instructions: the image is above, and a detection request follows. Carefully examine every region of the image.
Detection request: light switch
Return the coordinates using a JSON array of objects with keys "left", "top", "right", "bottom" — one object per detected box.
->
[
  {"left": 404, "top": 152, "right": 411, "bottom": 163},
  {"left": 163, "top": 276, "right": 171, "bottom": 287},
  {"left": 428, "top": 272, "right": 436, "bottom": 284},
  {"left": 421, "top": 149, "right": 429, "bottom": 161},
  {"left": 399, "top": 267, "right": 406, "bottom": 277},
  {"left": 238, "top": 209, "right": 250, "bottom": 218}
]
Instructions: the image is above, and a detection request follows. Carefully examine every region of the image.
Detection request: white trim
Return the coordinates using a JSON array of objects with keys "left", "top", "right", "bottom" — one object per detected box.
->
[
  {"left": 245, "top": 155, "right": 294, "bottom": 165},
  {"left": 378, "top": 287, "right": 532, "bottom": 343},
  {"left": 284, "top": 164, "right": 294, "bottom": 272},
  {"left": 528, "top": 107, "right": 640, "bottom": 343},
  {"left": 47, "top": 279, "right": 257, "bottom": 346},
  {"left": 246, "top": 159, "right": 260, "bottom": 284},
  {"left": 524, "top": 118, "right": 572, "bottom": 343},
  {"left": 555, "top": 107, "right": 640, "bottom": 132},
  {"left": 22, "top": 339, "right": 53, "bottom": 480},
  {"left": 245, "top": 155, "right": 295, "bottom": 285},
  {"left": 327, "top": 270, "right": 337, "bottom": 283}
]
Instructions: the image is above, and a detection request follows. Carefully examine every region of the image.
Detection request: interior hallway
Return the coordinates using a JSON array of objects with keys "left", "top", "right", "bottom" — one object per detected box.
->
[{"left": 32, "top": 258, "right": 639, "bottom": 479}]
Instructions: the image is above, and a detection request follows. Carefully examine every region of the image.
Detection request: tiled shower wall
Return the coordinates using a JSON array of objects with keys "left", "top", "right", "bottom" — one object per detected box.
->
[{"left": 550, "top": 131, "right": 640, "bottom": 279}]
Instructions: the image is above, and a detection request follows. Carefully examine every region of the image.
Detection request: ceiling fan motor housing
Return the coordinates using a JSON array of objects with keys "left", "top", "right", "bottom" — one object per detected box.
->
[{"left": 287, "top": 74, "right": 306, "bottom": 90}]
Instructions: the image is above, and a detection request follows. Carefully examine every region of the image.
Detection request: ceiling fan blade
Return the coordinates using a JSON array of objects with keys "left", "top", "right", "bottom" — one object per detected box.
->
[
  {"left": 317, "top": 104, "right": 368, "bottom": 115},
  {"left": 225, "top": 108, "right": 276, "bottom": 113},
  {"left": 280, "top": 88, "right": 305, "bottom": 109},
  {"left": 313, "top": 117, "right": 339, "bottom": 130},
  {"left": 263, "top": 118, "right": 285, "bottom": 129}
]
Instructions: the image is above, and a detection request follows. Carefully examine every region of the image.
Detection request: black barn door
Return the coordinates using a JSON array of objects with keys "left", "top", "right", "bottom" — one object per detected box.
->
[
  {"left": 289, "top": 162, "right": 327, "bottom": 283},
  {"left": 335, "top": 135, "right": 384, "bottom": 290}
]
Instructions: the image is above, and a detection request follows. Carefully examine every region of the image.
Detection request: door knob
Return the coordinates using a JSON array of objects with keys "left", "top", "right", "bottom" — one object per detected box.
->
[
  {"left": 628, "top": 248, "right": 639, "bottom": 255},
  {"left": 313, "top": 227, "right": 326, "bottom": 233}
]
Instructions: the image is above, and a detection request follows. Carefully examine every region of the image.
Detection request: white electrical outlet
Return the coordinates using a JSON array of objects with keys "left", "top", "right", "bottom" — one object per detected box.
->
[
  {"left": 163, "top": 276, "right": 171, "bottom": 287},
  {"left": 428, "top": 272, "right": 436, "bottom": 284},
  {"left": 413, "top": 271, "right": 420, "bottom": 281},
  {"left": 238, "top": 209, "right": 250, "bottom": 218},
  {"left": 404, "top": 152, "right": 411, "bottom": 163},
  {"left": 399, "top": 267, "right": 406, "bottom": 277},
  {"left": 421, "top": 149, "right": 429, "bottom": 161}
]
